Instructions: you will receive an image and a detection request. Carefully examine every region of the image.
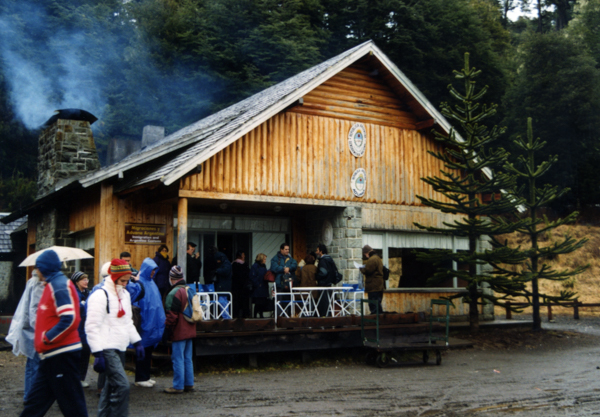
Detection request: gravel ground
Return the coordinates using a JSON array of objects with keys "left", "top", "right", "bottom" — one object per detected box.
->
[{"left": 2, "top": 315, "right": 600, "bottom": 416}]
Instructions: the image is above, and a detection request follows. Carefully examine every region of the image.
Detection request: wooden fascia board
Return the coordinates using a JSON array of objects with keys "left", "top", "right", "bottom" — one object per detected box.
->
[
  {"left": 179, "top": 189, "right": 450, "bottom": 213},
  {"left": 161, "top": 43, "right": 376, "bottom": 187}
]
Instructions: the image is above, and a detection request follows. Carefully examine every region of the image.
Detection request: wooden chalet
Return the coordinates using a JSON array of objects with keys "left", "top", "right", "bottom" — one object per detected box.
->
[{"left": 4, "top": 41, "right": 495, "bottom": 356}]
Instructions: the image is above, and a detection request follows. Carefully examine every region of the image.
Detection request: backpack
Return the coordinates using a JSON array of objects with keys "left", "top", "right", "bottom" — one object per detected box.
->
[
  {"left": 166, "top": 285, "right": 204, "bottom": 323},
  {"left": 382, "top": 265, "right": 390, "bottom": 281}
]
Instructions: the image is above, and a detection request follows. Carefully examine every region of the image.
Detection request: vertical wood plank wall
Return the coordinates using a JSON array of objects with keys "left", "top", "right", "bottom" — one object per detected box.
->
[
  {"left": 91, "top": 184, "right": 173, "bottom": 284},
  {"left": 181, "top": 114, "right": 449, "bottom": 205},
  {"left": 180, "top": 64, "right": 451, "bottom": 207}
]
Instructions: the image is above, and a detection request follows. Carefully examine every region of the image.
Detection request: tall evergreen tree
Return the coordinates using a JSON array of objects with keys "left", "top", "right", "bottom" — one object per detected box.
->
[
  {"left": 415, "top": 53, "right": 526, "bottom": 332},
  {"left": 498, "top": 118, "right": 588, "bottom": 331}
]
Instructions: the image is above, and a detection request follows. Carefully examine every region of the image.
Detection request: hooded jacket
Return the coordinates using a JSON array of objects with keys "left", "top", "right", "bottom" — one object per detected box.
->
[
  {"left": 134, "top": 258, "right": 166, "bottom": 347},
  {"left": 85, "top": 276, "right": 141, "bottom": 353},
  {"left": 6, "top": 273, "right": 44, "bottom": 359},
  {"left": 213, "top": 252, "right": 232, "bottom": 292},
  {"left": 33, "top": 250, "right": 82, "bottom": 358}
]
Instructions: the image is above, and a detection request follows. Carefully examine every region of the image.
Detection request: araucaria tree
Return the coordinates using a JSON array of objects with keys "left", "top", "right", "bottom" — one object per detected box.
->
[
  {"left": 499, "top": 118, "right": 588, "bottom": 331},
  {"left": 415, "top": 53, "right": 526, "bottom": 333}
]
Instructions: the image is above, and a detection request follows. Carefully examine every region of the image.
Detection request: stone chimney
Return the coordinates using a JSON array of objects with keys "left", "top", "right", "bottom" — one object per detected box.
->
[
  {"left": 142, "top": 124, "right": 165, "bottom": 148},
  {"left": 37, "top": 109, "right": 101, "bottom": 198}
]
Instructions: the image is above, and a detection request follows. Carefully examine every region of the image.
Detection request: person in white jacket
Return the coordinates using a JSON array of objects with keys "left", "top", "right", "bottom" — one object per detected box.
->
[
  {"left": 85, "top": 259, "right": 145, "bottom": 417},
  {"left": 6, "top": 270, "right": 45, "bottom": 403}
]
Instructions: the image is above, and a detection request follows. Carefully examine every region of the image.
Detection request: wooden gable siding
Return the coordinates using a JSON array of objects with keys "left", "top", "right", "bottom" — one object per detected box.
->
[
  {"left": 180, "top": 112, "right": 449, "bottom": 206},
  {"left": 292, "top": 65, "right": 418, "bottom": 129}
]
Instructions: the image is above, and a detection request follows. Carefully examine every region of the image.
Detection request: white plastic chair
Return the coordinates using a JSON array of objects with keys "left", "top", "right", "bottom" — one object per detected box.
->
[
  {"left": 273, "top": 282, "right": 312, "bottom": 323},
  {"left": 332, "top": 284, "right": 364, "bottom": 316}
]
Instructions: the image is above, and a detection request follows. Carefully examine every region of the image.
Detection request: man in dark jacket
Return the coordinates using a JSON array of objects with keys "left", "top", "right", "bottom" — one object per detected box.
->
[
  {"left": 164, "top": 266, "right": 195, "bottom": 394},
  {"left": 231, "top": 251, "right": 250, "bottom": 318},
  {"left": 172, "top": 242, "right": 202, "bottom": 283},
  {"left": 360, "top": 245, "right": 384, "bottom": 314},
  {"left": 270, "top": 243, "right": 297, "bottom": 291},
  {"left": 315, "top": 243, "right": 337, "bottom": 317},
  {"left": 152, "top": 244, "right": 172, "bottom": 300},
  {"left": 213, "top": 251, "right": 232, "bottom": 292}
]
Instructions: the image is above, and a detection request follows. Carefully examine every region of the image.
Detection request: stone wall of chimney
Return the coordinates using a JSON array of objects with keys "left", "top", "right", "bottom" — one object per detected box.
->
[{"left": 37, "top": 119, "right": 100, "bottom": 198}]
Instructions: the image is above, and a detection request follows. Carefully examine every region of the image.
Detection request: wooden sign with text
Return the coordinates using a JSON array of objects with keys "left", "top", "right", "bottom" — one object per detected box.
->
[{"left": 125, "top": 224, "right": 167, "bottom": 245}]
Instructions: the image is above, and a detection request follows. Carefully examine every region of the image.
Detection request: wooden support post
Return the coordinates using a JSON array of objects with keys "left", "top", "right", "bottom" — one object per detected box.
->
[
  {"left": 547, "top": 304, "right": 553, "bottom": 322},
  {"left": 302, "top": 351, "right": 311, "bottom": 364},
  {"left": 574, "top": 298, "right": 580, "bottom": 320},
  {"left": 177, "top": 197, "right": 188, "bottom": 281},
  {"left": 505, "top": 301, "right": 512, "bottom": 320}
]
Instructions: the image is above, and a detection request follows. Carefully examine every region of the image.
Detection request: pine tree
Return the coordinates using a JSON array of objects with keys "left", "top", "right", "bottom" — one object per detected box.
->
[
  {"left": 415, "top": 53, "right": 526, "bottom": 333},
  {"left": 499, "top": 117, "right": 588, "bottom": 331}
]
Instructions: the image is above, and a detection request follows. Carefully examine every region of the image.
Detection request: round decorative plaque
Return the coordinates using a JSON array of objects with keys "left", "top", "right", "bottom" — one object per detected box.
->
[
  {"left": 350, "top": 168, "right": 367, "bottom": 198},
  {"left": 348, "top": 123, "right": 367, "bottom": 157},
  {"left": 321, "top": 220, "right": 333, "bottom": 246}
]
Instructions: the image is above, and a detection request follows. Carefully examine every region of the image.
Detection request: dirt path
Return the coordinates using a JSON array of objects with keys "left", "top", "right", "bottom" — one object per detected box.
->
[{"left": 2, "top": 316, "right": 600, "bottom": 416}]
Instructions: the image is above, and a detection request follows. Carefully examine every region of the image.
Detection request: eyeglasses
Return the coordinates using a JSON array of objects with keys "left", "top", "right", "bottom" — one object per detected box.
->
[
  {"left": 161, "top": 249, "right": 169, "bottom": 253},
  {"left": 80, "top": 278, "right": 89, "bottom": 282}
]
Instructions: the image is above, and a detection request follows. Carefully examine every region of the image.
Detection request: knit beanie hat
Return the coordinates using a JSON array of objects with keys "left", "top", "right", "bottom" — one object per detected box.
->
[
  {"left": 35, "top": 249, "right": 62, "bottom": 276},
  {"left": 109, "top": 259, "right": 132, "bottom": 282},
  {"left": 169, "top": 265, "right": 183, "bottom": 281},
  {"left": 70, "top": 271, "right": 88, "bottom": 284},
  {"left": 362, "top": 245, "right": 373, "bottom": 255}
]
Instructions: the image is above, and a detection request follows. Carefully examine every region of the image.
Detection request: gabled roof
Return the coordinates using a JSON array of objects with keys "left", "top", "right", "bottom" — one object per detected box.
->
[{"left": 80, "top": 40, "right": 453, "bottom": 191}]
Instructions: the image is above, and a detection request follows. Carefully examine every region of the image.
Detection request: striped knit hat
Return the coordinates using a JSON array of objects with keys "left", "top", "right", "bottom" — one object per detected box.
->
[
  {"left": 70, "top": 271, "right": 88, "bottom": 283},
  {"left": 169, "top": 265, "right": 184, "bottom": 281},
  {"left": 109, "top": 259, "right": 132, "bottom": 282}
]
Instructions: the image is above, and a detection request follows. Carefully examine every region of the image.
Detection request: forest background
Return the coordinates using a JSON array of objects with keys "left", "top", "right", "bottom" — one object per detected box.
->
[{"left": 0, "top": 0, "right": 599, "bottom": 215}]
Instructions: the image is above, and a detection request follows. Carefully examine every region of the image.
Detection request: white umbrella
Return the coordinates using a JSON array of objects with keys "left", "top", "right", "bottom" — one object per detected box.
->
[{"left": 19, "top": 246, "right": 94, "bottom": 267}]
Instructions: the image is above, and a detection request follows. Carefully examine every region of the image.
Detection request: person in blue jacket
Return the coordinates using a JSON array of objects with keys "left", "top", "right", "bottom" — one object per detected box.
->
[
  {"left": 133, "top": 258, "right": 165, "bottom": 387},
  {"left": 270, "top": 243, "right": 298, "bottom": 291},
  {"left": 213, "top": 251, "right": 232, "bottom": 292}
]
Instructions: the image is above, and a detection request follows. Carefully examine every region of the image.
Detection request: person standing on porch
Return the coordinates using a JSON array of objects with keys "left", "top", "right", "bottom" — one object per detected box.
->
[
  {"left": 360, "top": 245, "right": 384, "bottom": 314},
  {"left": 213, "top": 251, "right": 232, "bottom": 292},
  {"left": 163, "top": 266, "right": 195, "bottom": 394},
  {"left": 152, "top": 244, "right": 172, "bottom": 300},
  {"left": 270, "top": 243, "right": 297, "bottom": 292},
  {"left": 231, "top": 251, "right": 251, "bottom": 318},
  {"left": 172, "top": 242, "right": 202, "bottom": 283},
  {"left": 20, "top": 249, "right": 88, "bottom": 417},
  {"left": 315, "top": 244, "right": 337, "bottom": 317}
]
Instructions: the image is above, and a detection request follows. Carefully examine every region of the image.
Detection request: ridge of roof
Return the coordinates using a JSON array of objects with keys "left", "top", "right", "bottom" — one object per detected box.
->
[{"left": 79, "top": 41, "right": 373, "bottom": 189}]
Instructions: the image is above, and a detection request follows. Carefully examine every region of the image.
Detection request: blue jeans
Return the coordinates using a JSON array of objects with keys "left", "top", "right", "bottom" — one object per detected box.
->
[
  {"left": 24, "top": 353, "right": 40, "bottom": 402},
  {"left": 20, "top": 350, "right": 88, "bottom": 417},
  {"left": 98, "top": 350, "right": 129, "bottom": 417},
  {"left": 171, "top": 339, "right": 194, "bottom": 390}
]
